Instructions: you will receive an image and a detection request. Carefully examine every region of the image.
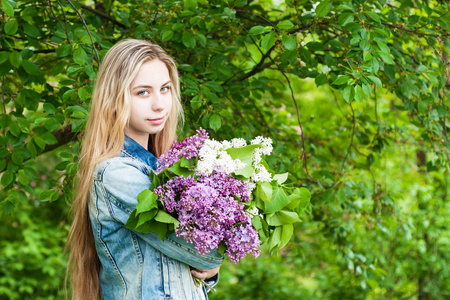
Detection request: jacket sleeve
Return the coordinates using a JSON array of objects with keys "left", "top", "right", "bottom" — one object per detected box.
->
[{"left": 100, "top": 158, "right": 224, "bottom": 270}]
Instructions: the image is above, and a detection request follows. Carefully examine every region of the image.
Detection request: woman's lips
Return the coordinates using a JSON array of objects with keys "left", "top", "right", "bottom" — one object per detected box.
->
[{"left": 147, "top": 116, "right": 165, "bottom": 125}]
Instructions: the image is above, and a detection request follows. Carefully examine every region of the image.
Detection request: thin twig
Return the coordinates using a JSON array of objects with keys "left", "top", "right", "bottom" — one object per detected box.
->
[
  {"left": 416, "top": 9, "right": 450, "bottom": 30},
  {"left": 340, "top": 103, "right": 355, "bottom": 173},
  {"left": 1, "top": 76, "right": 5, "bottom": 114},
  {"left": 240, "top": 25, "right": 313, "bottom": 180},
  {"left": 80, "top": 3, "right": 127, "bottom": 28},
  {"left": 48, "top": 0, "right": 69, "bottom": 42},
  {"left": 55, "top": 0, "right": 70, "bottom": 41},
  {"left": 200, "top": 279, "right": 216, "bottom": 292},
  {"left": 382, "top": 22, "right": 450, "bottom": 37},
  {"left": 224, "top": 94, "right": 255, "bottom": 136},
  {"left": 66, "top": 0, "right": 100, "bottom": 65},
  {"left": 236, "top": 9, "right": 278, "bottom": 27},
  {"left": 330, "top": 88, "right": 347, "bottom": 119}
]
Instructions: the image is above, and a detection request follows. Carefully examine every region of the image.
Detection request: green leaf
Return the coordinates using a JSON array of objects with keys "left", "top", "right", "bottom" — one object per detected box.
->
[
  {"left": 343, "top": 85, "right": 353, "bottom": 103},
  {"left": 136, "top": 219, "right": 168, "bottom": 240},
  {"left": 248, "top": 26, "right": 266, "bottom": 35},
  {"left": 190, "top": 95, "right": 202, "bottom": 110},
  {"left": 9, "top": 51, "right": 22, "bottom": 67},
  {"left": 136, "top": 189, "right": 159, "bottom": 214},
  {"left": 11, "top": 152, "right": 23, "bottom": 165},
  {"left": 257, "top": 182, "right": 272, "bottom": 202},
  {"left": 367, "top": 75, "right": 382, "bottom": 88},
  {"left": 338, "top": 13, "right": 354, "bottom": 27},
  {"left": 26, "top": 140, "right": 37, "bottom": 158},
  {"left": 136, "top": 209, "right": 159, "bottom": 228},
  {"left": 184, "top": 0, "right": 197, "bottom": 10},
  {"left": 154, "top": 211, "right": 180, "bottom": 227},
  {"left": 23, "top": 23, "right": 40, "bottom": 38},
  {"left": 365, "top": 11, "right": 381, "bottom": 23},
  {"left": 233, "top": 165, "right": 254, "bottom": 178},
  {"left": 39, "top": 190, "right": 59, "bottom": 202},
  {"left": 267, "top": 226, "right": 282, "bottom": 252},
  {"left": 182, "top": 32, "right": 196, "bottom": 48},
  {"left": 332, "top": 75, "right": 349, "bottom": 85},
  {"left": 226, "top": 144, "right": 260, "bottom": 167},
  {"left": 4, "top": 19, "right": 18, "bottom": 35},
  {"left": 261, "top": 32, "right": 275, "bottom": 52},
  {"left": 124, "top": 209, "right": 139, "bottom": 229},
  {"left": 354, "top": 85, "right": 364, "bottom": 103},
  {"left": 279, "top": 224, "right": 294, "bottom": 249},
  {"left": 1, "top": 170, "right": 14, "bottom": 186},
  {"left": 359, "top": 40, "right": 370, "bottom": 51},
  {"left": 418, "top": 101, "right": 428, "bottom": 114},
  {"left": 265, "top": 185, "right": 290, "bottom": 214},
  {"left": 315, "top": 1, "right": 331, "bottom": 17},
  {"left": 375, "top": 51, "right": 394, "bottom": 65},
  {"left": 22, "top": 60, "right": 41, "bottom": 75},
  {"left": 2, "top": 0, "right": 15, "bottom": 17},
  {"left": 33, "top": 136, "right": 46, "bottom": 149},
  {"left": 161, "top": 30, "right": 174, "bottom": 41},
  {"left": 17, "top": 170, "right": 29, "bottom": 186},
  {"left": 281, "top": 35, "right": 296, "bottom": 51},
  {"left": 315, "top": 74, "right": 327, "bottom": 87},
  {"left": 273, "top": 173, "right": 288, "bottom": 184},
  {"left": 209, "top": 114, "right": 221, "bottom": 132},
  {"left": 168, "top": 161, "right": 194, "bottom": 177},
  {"left": 8, "top": 121, "right": 21, "bottom": 136},
  {"left": 277, "top": 20, "right": 294, "bottom": 30},
  {"left": 56, "top": 44, "right": 72, "bottom": 57},
  {"left": 363, "top": 51, "right": 372, "bottom": 61},
  {"left": 41, "top": 132, "right": 58, "bottom": 145},
  {"left": 73, "top": 47, "right": 87, "bottom": 65},
  {"left": 0, "top": 52, "right": 9, "bottom": 64},
  {"left": 267, "top": 210, "right": 301, "bottom": 226},
  {"left": 376, "top": 41, "right": 390, "bottom": 53},
  {"left": 362, "top": 83, "right": 372, "bottom": 96}
]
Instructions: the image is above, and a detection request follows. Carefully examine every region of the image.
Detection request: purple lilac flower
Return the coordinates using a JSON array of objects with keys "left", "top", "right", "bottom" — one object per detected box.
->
[
  {"left": 225, "top": 223, "right": 261, "bottom": 264},
  {"left": 155, "top": 169, "right": 261, "bottom": 262},
  {"left": 156, "top": 128, "right": 209, "bottom": 173}
]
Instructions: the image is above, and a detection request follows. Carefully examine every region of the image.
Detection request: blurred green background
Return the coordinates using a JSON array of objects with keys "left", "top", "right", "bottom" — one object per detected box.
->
[{"left": 1, "top": 0, "right": 449, "bottom": 299}]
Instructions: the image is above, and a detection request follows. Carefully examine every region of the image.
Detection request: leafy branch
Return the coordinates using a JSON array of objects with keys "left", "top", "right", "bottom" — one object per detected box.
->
[{"left": 66, "top": 0, "right": 100, "bottom": 65}]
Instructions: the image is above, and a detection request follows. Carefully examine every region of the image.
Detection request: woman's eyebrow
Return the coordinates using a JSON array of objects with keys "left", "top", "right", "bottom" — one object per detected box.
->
[{"left": 132, "top": 81, "right": 171, "bottom": 90}]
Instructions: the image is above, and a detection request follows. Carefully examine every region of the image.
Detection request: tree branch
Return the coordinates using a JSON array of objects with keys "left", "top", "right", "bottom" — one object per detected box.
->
[
  {"left": 241, "top": 25, "right": 314, "bottom": 180},
  {"left": 55, "top": 0, "right": 70, "bottom": 41},
  {"left": 382, "top": 22, "right": 450, "bottom": 37},
  {"left": 79, "top": 3, "right": 127, "bottom": 29},
  {"left": 48, "top": 0, "right": 69, "bottom": 42},
  {"left": 340, "top": 103, "right": 355, "bottom": 174},
  {"left": 66, "top": 0, "right": 101, "bottom": 65},
  {"left": 1, "top": 125, "right": 79, "bottom": 173},
  {"left": 224, "top": 94, "right": 255, "bottom": 136}
]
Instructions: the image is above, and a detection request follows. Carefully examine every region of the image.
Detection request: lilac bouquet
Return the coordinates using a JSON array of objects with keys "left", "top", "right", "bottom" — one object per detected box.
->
[{"left": 126, "top": 128, "right": 310, "bottom": 264}]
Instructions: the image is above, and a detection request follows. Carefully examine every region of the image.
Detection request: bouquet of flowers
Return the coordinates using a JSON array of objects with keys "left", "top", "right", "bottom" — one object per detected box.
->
[{"left": 125, "top": 128, "right": 310, "bottom": 263}]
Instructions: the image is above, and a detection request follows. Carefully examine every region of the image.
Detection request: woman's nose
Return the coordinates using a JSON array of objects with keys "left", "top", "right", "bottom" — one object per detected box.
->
[{"left": 151, "top": 93, "right": 165, "bottom": 111}]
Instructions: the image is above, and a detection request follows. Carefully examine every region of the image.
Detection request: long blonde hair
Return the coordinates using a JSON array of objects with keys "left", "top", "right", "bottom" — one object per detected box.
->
[{"left": 66, "top": 39, "right": 184, "bottom": 300}]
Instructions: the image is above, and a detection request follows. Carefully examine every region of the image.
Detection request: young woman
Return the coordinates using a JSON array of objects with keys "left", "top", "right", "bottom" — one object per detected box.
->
[{"left": 66, "top": 39, "right": 223, "bottom": 300}]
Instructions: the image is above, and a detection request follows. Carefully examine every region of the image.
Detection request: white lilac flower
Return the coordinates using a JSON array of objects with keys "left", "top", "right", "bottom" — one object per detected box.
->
[
  {"left": 251, "top": 165, "right": 272, "bottom": 182},
  {"left": 231, "top": 138, "right": 247, "bottom": 148}
]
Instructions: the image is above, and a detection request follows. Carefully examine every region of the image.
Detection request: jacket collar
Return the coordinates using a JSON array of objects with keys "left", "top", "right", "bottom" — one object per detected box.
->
[{"left": 123, "top": 135, "right": 158, "bottom": 170}]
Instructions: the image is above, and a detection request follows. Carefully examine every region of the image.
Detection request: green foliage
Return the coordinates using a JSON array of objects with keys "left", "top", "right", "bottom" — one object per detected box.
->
[{"left": 1, "top": 0, "right": 449, "bottom": 299}]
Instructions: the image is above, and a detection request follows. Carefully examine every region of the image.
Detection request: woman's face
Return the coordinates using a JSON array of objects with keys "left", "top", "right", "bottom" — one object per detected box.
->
[{"left": 125, "top": 59, "right": 173, "bottom": 148}]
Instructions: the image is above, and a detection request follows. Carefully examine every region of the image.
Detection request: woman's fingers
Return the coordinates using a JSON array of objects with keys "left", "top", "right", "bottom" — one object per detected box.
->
[{"left": 190, "top": 266, "right": 220, "bottom": 280}]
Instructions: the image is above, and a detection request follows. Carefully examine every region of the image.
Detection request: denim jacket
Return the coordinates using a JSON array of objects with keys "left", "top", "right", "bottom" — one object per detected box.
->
[{"left": 89, "top": 136, "right": 224, "bottom": 300}]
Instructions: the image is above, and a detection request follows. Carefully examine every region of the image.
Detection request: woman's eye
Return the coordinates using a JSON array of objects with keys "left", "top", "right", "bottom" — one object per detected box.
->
[
  {"left": 161, "top": 86, "right": 170, "bottom": 93},
  {"left": 137, "top": 90, "right": 149, "bottom": 96}
]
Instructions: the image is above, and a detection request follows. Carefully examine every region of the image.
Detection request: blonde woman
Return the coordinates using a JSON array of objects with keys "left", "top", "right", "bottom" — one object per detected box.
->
[{"left": 66, "top": 39, "right": 223, "bottom": 300}]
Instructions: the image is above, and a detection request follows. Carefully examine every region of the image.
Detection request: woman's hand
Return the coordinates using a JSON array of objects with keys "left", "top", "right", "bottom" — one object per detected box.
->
[{"left": 190, "top": 266, "right": 220, "bottom": 280}]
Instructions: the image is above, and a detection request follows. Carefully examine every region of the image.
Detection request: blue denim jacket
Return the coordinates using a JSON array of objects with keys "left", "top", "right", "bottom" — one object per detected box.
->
[{"left": 89, "top": 136, "right": 224, "bottom": 300}]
